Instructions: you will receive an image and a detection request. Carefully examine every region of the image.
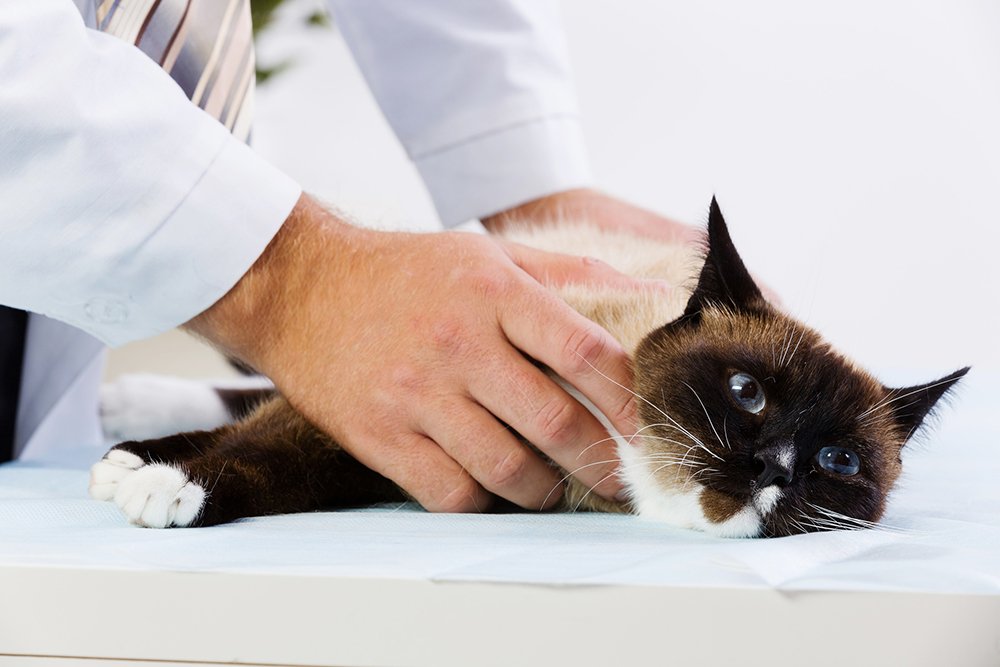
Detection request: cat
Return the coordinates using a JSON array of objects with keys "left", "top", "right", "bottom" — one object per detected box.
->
[{"left": 89, "top": 198, "right": 968, "bottom": 537}]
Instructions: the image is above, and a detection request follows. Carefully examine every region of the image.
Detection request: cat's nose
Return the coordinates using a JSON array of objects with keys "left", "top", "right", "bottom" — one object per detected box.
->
[{"left": 753, "top": 443, "right": 796, "bottom": 488}]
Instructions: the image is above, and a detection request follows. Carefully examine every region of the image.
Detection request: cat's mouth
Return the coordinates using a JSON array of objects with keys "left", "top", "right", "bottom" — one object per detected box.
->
[
  {"left": 695, "top": 481, "right": 789, "bottom": 537},
  {"left": 699, "top": 470, "right": 788, "bottom": 514},
  {"left": 618, "top": 444, "right": 794, "bottom": 538}
]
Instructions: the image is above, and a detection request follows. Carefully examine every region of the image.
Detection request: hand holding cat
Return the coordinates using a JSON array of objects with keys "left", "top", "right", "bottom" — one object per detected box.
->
[
  {"left": 187, "top": 194, "right": 658, "bottom": 512},
  {"left": 482, "top": 188, "right": 705, "bottom": 246},
  {"left": 485, "top": 188, "right": 782, "bottom": 305}
]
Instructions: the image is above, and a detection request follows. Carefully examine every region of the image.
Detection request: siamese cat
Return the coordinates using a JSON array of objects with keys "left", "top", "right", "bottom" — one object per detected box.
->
[{"left": 90, "top": 199, "right": 967, "bottom": 537}]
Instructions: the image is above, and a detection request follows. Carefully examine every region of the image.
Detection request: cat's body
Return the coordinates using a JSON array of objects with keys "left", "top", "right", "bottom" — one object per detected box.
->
[{"left": 90, "top": 200, "right": 967, "bottom": 536}]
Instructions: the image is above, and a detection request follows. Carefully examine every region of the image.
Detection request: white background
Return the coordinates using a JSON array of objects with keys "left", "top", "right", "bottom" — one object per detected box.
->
[{"left": 248, "top": 0, "right": 1000, "bottom": 381}]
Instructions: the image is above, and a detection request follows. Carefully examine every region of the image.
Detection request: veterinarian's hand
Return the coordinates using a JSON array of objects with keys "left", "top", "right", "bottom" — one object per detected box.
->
[
  {"left": 482, "top": 188, "right": 704, "bottom": 246},
  {"left": 485, "top": 189, "right": 782, "bottom": 305},
  {"left": 188, "top": 194, "right": 648, "bottom": 513}
]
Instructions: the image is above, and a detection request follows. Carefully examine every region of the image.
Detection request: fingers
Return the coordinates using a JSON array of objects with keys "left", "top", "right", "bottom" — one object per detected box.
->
[
  {"left": 498, "top": 285, "right": 640, "bottom": 442},
  {"left": 467, "top": 349, "right": 624, "bottom": 502},
  {"left": 420, "top": 398, "right": 565, "bottom": 510},
  {"left": 506, "top": 241, "right": 672, "bottom": 294},
  {"left": 345, "top": 430, "right": 494, "bottom": 514}
]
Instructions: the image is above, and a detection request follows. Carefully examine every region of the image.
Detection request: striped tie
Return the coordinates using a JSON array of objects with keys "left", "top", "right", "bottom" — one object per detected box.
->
[
  {"left": 1, "top": 1, "right": 258, "bottom": 463},
  {"left": 96, "top": 0, "right": 257, "bottom": 140}
]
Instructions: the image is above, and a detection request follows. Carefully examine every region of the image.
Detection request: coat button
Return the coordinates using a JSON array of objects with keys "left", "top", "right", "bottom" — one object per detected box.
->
[{"left": 84, "top": 297, "right": 129, "bottom": 324}]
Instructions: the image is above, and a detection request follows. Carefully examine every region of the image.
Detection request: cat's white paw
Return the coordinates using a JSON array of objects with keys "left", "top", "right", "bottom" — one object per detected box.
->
[
  {"left": 112, "top": 463, "right": 206, "bottom": 528},
  {"left": 89, "top": 449, "right": 145, "bottom": 501},
  {"left": 101, "top": 374, "right": 232, "bottom": 442}
]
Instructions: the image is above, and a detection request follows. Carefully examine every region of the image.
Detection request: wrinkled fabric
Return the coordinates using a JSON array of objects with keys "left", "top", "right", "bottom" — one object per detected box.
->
[{"left": 0, "top": 370, "right": 996, "bottom": 594}]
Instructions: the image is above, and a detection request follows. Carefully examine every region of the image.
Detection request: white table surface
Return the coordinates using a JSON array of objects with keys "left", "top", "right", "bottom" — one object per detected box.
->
[{"left": 1, "top": 370, "right": 998, "bottom": 666}]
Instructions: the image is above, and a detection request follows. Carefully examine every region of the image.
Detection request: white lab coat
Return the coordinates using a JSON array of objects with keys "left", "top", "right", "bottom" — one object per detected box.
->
[{"left": 1, "top": 0, "right": 591, "bottom": 463}]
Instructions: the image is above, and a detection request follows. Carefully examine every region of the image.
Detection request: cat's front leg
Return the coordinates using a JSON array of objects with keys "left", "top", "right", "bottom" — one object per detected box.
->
[
  {"left": 89, "top": 433, "right": 215, "bottom": 528},
  {"left": 91, "top": 397, "right": 407, "bottom": 527}
]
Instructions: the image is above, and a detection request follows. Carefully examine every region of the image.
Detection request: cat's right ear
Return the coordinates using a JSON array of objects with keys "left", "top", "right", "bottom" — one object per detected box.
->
[
  {"left": 681, "top": 197, "right": 765, "bottom": 321},
  {"left": 885, "top": 366, "right": 970, "bottom": 442}
]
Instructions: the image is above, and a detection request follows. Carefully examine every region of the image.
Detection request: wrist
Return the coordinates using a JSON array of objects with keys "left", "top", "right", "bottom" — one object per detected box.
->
[{"left": 184, "top": 193, "right": 362, "bottom": 376}]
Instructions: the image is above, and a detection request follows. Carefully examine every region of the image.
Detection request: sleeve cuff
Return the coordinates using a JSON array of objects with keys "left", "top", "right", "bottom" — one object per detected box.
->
[
  {"left": 414, "top": 115, "right": 593, "bottom": 227},
  {"left": 79, "top": 139, "right": 301, "bottom": 347}
]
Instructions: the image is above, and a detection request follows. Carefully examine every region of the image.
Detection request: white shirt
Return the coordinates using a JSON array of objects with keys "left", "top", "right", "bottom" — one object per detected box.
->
[{"left": 1, "top": 0, "right": 591, "bottom": 460}]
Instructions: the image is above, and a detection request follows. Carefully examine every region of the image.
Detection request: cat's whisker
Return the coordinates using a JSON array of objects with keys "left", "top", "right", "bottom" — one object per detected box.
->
[
  {"left": 622, "top": 425, "right": 700, "bottom": 468},
  {"left": 689, "top": 466, "right": 720, "bottom": 482},
  {"left": 627, "top": 413, "right": 723, "bottom": 465},
  {"left": 630, "top": 455, "right": 706, "bottom": 492},
  {"left": 576, "top": 424, "right": 688, "bottom": 458},
  {"left": 636, "top": 424, "right": 708, "bottom": 450},
  {"left": 565, "top": 353, "right": 726, "bottom": 465},
  {"left": 783, "top": 326, "right": 809, "bottom": 369},
  {"left": 792, "top": 509, "right": 850, "bottom": 533},
  {"left": 800, "top": 517, "right": 863, "bottom": 533},
  {"left": 627, "top": 432, "right": 705, "bottom": 450},
  {"left": 640, "top": 415, "right": 723, "bottom": 463},
  {"left": 805, "top": 502, "right": 911, "bottom": 534},
  {"left": 777, "top": 320, "right": 796, "bottom": 368},
  {"left": 207, "top": 459, "right": 230, "bottom": 497},
  {"left": 624, "top": 421, "right": 689, "bottom": 444},
  {"left": 570, "top": 467, "right": 632, "bottom": 512},
  {"left": 629, "top": 430, "right": 716, "bottom": 469},
  {"left": 540, "top": 458, "right": 623, "bottom": 510},
  {"left": 661, "top": 436, "right": 717, "bottom": 470},
  {"left": 628, "top": 452, "right": 704, "bottom": 467},
  {"left": 786, "top": 515, "right": 813, "bottom": 535},
  {"left": 656, "top": 388, "right": 718, "bottom": 453},
  {"left": 570, "top": 350, "right": 678, "bottom": 426},
  {"left": 683, "top": 381, "right": 729, "bottom": 452},
  {"left": 180, "top": 433, "right": 205, "bottom": 457},
  {"left": 723, "top": 413, "right": 733, "bottom": 451},
  {"left": 642, "top": 456, "right": 702, "bottom": 469},
  {"left": 576, "top": 434, "right": 627, "bottom": 459},
  {"left": 648, "top": 461, "right": 702, "bottom": 476}
]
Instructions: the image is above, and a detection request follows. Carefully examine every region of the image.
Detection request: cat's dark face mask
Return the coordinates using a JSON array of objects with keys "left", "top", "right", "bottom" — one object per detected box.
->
[{"left": 628, "top": 198, "right": 967, "bottom": 537}]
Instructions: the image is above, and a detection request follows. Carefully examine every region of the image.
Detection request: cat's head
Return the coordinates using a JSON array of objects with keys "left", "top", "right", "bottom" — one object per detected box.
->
[{"left": 623, "top": 198, "right": 968, "bottom": 537}]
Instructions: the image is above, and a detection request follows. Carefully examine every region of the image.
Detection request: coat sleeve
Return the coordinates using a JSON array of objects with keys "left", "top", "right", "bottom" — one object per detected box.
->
[
  {"left": 327, "top": 0, "right": 593, "bottom": 226},
  {"left": 0, "top": 1, "right": 301, "bottom": 346}
]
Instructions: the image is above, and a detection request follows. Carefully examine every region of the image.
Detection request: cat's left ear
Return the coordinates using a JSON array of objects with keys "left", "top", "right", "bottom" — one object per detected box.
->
[
  {"left": 886, "top": 367, "right": 970, "bottom": 441},
  {"left": 682, "top": 197, "right": 765, "bottom": 320}
]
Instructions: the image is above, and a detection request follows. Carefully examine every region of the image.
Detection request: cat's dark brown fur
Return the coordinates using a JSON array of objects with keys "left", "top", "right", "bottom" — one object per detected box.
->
[{"left": 90, "top": 199, "right": 967, "bottom": 536}]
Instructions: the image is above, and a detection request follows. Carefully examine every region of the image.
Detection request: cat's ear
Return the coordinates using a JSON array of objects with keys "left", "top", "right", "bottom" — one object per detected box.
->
[
  {"left": 885, "top": 367, "right": 970, "bottom": 441},
  {"left": 682, "top": 197, "right": 765, "bottom": 320}
]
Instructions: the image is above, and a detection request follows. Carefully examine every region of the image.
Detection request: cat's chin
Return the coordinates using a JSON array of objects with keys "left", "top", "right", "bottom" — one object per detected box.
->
[{"left": 619, "top": 444, "right": 769, "bottom": 538}]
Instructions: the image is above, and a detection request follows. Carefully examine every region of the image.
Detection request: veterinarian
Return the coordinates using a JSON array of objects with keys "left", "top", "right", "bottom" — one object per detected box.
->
[{"left": 0, "top": 1, "right": 696, "bottom": 511}]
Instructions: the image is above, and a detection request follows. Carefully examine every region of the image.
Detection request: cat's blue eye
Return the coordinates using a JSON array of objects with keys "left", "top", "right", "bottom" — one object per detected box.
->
[
  {"left": 728, "top": 372, "right": 765, "bottom": 414},
  {"left": 816, "top": 446, "right": 861, "bottom": 476}
]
